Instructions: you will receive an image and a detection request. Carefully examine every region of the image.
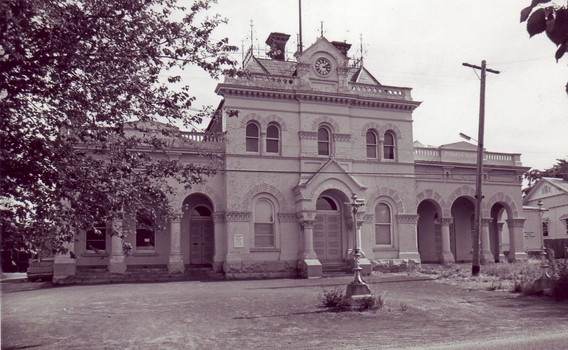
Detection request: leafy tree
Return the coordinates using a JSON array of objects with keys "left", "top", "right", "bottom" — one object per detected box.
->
[
  {"left": 520, "top": 0, "right": 568, "bottom": 94},
  {"left": 523, "top": 158, "right": 568, "bottom": 197},
  {"left": 0, "top": 0, "right": 238, "bottom": 258}
]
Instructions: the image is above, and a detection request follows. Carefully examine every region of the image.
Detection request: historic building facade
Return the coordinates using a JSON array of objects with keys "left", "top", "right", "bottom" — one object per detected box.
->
[{"left": 54, "top": 33, "right": 530, "bottom": 281}]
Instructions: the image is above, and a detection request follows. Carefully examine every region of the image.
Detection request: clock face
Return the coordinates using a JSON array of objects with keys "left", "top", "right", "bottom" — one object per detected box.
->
[{"left": 314, "top": 57, "right": 332, "bottom": 76}]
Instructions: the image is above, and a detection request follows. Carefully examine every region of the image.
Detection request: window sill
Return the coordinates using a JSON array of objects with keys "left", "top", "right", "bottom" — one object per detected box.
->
[
  {"left": 82, "top": 252, "right": 109, "bottom": 257},
  {"left": 373, "top": 246, "right": 397, "bottom": 252},
  {"left": 132, "top": 252, "right": 159, "bottom": 257},
  {"left": 250, "top": 248, "right": 280, "bottom": 252}
]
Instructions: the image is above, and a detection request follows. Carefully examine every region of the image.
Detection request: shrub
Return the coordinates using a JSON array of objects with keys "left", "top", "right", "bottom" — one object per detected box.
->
[
  {"left": 318, "top": 287, "right": 344, "bottom": 308},
  {"left": 550, "top": 259, "right": 568, "bottom": 301}
]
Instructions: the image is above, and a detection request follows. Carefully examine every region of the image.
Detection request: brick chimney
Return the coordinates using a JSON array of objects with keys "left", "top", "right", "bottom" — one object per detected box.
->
[{"left": 265, "top": 32, "right": 290, "bottom": 61}]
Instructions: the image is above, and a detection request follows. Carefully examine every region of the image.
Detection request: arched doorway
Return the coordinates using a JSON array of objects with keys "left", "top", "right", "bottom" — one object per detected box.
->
[
  {"left": 450, "top": 197, "right": 475, "bottom": 262},
  {"left": 184, "top": 194, "right": 214, "bottom": 267},
  {"left": 490, "top": 204, "right": 510, "bottom": 262},
  {"left": 314, "top": 194, "right": 343, "bottom": 262},
  {"left": 417, "top": 200, "right": 442, "bottom": 263}
]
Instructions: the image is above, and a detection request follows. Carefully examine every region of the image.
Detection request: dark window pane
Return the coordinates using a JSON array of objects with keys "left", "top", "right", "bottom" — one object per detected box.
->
[
  {"left": 318, "top": 128, "right": 329, "bottom": 141},
  {"left": 375, "top": 204, "right": 390, "bottom": 223},
  {"left": 136, "top": 229, "right": 155, "bottom": 249},
  {"left": 375, "top": 224, "right": 391, "bottom": 245},
  {"left": 316, "top": 197, "right": 337, "bottom": 211},
  {"left": 367, "top": 145, "right": 377, "bottom": 158},
  {"left": 318, "top": 141, "right": 329, "bottom": 155},
  {"left": 246, "top": 123, "right": 259, "bottom": 137},
  {"left": 366, "top": 131, "right": 376, "bottom": 144},
  {"left": 266, "top": 139, "right": 279, "bottom": 153},
  {"left": 267, "top": 125, "right": 279, "bottom": 139},
  {"left": 246, "top": 138, "right": 258, "bottom": 152}
]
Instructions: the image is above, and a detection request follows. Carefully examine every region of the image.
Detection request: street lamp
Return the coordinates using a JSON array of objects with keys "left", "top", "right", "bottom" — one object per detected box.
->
[
  {"left": 537, "top": 200, "right": 550, "bottom": 276},
  {"left": 344, "top": 193, "right": 372, "bottom": 307}
]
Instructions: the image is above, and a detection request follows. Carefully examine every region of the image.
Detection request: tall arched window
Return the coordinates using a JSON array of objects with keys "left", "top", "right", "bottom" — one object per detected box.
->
[
  {"left": 136, "top": 208, "right": 156, "bottom": 251},
  {"left": 254, "top": 198, "right": 275, "bottom": 247},
  {"left": 246, "top": 123, "right": 259, "bottom": 152},
  {"left": 266, "top": 123, "right": 280, "bottom": 154},
  {"left": 383, "top": 131, "right": 395, "bottom": 160},
  {"left": 366, "top": 130, "right": 378, "bottom": 159},
  {"left": 375, "top": 203, "right": 392, "bottom": 245},
  {"left": 86, "top": 207, "right": 107, "bottom": 252},
  {"left": 318, "top": 127, "right": 330, "bottom": 156}
]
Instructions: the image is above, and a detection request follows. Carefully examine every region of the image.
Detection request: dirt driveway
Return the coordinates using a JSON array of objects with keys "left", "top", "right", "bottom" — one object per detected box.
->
[{"left": 2, "top": 273, "right": 568, "bottom": 349}]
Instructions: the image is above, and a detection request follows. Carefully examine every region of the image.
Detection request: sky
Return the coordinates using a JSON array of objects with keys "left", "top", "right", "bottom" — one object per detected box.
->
[{"left": 183, "top": 0, "right": 568, "bottom": 172}]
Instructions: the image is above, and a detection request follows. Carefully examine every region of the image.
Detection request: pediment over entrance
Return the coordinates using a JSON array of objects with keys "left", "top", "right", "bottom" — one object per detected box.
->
[{"left": 293, "top": 158, "right": 367, "bottom": 204}]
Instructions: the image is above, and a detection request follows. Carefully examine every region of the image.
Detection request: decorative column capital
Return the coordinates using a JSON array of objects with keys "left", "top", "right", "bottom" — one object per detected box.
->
[
  {"left": 396, "top": 214, "right": 419, "bottom": 224},
  {"left": 506, "top": 218, "right": 526, "bottom": 228},
  {"left": 300, "top": 220, "right": 315, "bottom": 229},
  {"left": 440, "top": 217, "right": 454, "bottom": 226},
  {"left": 297, "top": 210, "right": 317, "bottom": 222},
  {"left": 172, "top": 212, "right": 183, "bottom": 222},
  {"left": 481, "top": 217, "right": 493, "bottom": 227}
]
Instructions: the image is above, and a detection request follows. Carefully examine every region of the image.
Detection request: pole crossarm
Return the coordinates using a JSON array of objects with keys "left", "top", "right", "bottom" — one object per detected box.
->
[{"left": 462, "top": 62, "right": 500, "bottom": 75}]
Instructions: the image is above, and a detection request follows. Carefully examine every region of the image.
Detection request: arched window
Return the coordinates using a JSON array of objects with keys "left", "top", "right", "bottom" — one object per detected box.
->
[
  {"left": 246, "top": 123, "right": 259, "bottom": 152},
  {"left": 383, "top": 131, "right": 395, "bottom": 160},
  {"left": 136, "top": 208, "right": 156, "bottom": 251},
  {"left": 254, "top": 199, "right": 275, "bottom": 247},
  {"left": 366, "top": 130, "right": 378, "bottom": 159},
  {"left": 86, "top": 207, "right": 107, "bottom": 252},
  {"left": 266, "top": 123, "right": 280, "bottom": 154},
  {"left": 318, "top": 127, "right": 331, "bottom": 156},
  {"left": 375, "top": 203, "right": 392, "bottom": 245}
]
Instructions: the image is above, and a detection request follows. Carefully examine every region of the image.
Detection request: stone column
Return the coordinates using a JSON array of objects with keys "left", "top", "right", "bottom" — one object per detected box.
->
[
  {"left": 438, "top": 218, "right": 455, "bottom": 264},
  {"left": 53, "top": 240, "right": 76, "bottom": 283},
  {"left": 298, "top": 217, "right": 322, "bottom": 278},
  {"left": 168, "top": 212, "right": 185, "bottom": 274},
  {"left": 506, "top": 218, "right": 528, "bottom": 262},
  {"left": 301, "top": 220, "right": 318, "bottom": 259},
  {"left": 108, "top": 216, "right": 127, "bottom": 274},
  {"left": 497, "top": 222, "right": 506, "bottom": 262},
  {"left": 480, "top": 218, "right": 494, "bottom": 264},
  {"left": 397, "top": 214, "right": 421, "bottom": 262},
  {"left": 212, "top": 212, "right": 226, "bottom": 273}
]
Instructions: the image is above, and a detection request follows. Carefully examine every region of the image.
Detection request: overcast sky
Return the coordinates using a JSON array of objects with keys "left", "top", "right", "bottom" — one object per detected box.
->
[{"left": 184, "top": 0, "right": 568, "bottom": 171}]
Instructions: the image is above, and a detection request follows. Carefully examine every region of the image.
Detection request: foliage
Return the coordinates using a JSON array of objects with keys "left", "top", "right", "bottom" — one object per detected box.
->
[
  {"left": 520, "top": 0, "right": 568, "bottom": 94},
  {"left": 523, "top": 158, "right": 567, "bottom": 197},
  {"left": 0, "top": 0, "right": 238, "bottom": 257},
  {"left": 549, "top": 258, "right": 568, "bottom": 301},
  {"left": 318, "top": 287, "right": 345, "bottom": 308}
]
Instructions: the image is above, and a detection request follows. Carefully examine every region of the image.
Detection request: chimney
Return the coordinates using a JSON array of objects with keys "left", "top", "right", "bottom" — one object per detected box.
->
[
  {"left": 331, "top": 41, "right": 352, "bottom": 56},
  {"left": 265, "top": 32, "right": 290, "bottom": 61}
]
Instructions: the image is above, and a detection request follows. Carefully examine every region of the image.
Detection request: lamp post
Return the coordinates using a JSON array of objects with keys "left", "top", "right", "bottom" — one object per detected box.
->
[
  {"left": 344, "top": 193, "right": 372, "bottom": 307},
  {"left": 533, "top": 199, "right": 551, "bottom": 294},
  {"left": 537, "top": 200, "right": 550, "bottom": 275}
]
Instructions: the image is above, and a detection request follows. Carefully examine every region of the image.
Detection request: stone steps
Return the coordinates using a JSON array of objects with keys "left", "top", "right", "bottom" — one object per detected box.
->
[{"left": 321, "top": 262, "right": 353, "bottom": 277}]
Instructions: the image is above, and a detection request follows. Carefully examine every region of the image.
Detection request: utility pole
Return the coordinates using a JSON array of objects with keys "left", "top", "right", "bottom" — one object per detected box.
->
[{"left": 462, "top": 60, "right": 499, "bottom": 276}]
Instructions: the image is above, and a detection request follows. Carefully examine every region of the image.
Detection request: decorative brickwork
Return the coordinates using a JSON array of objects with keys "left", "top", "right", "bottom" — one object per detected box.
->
[
  {"left": 242, "top": 183, "right": 289, "bottom": 211},
  {"left": 262, "top": 114, "right": 288, "bottom": 131},
  {"left": 310, "top": 115, "right": 340, "bottom": 133},
  {"left": 486, "top": 192, "right": 520, "bottom": 218},
  {"left": 299, "top": 131, "right": 318, "bottom": 139},
  {"left": 225, "top": 212, "right": 252, "bottom": 222},
  {"left": 368, "top": 186, "right": 406, "bottom": 213},
  {"left": 396, "top": 214, "right": 419, "bottom": 224},
  {"left": 379, "top": 123, "right": 403, "bottom": 139}
]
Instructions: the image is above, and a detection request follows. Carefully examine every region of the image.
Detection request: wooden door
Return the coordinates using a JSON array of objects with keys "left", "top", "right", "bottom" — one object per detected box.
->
[
  {"left": 189, "top": 218, "right": 214, "bottom": 265},
  {"left": 313, "top": 213, "right": 342, "bottom": 262}
]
